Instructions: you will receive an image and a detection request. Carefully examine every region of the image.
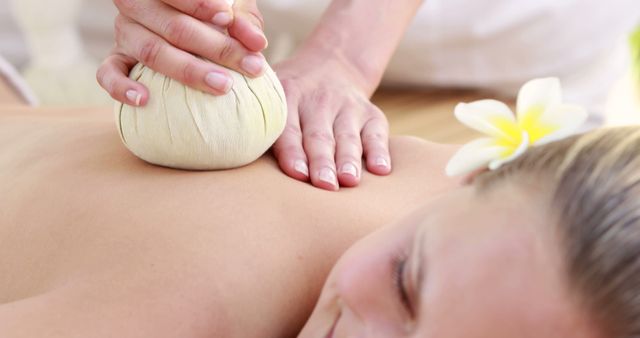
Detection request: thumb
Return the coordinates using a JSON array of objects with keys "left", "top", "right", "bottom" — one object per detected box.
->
[{"left": 229, "top": 0, "right": 268, "bottom": 52}]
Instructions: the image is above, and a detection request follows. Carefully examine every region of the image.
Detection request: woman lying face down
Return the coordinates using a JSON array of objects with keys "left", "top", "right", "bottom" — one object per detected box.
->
[
  {"left": 0, "top": 106, "right": 456, "bottom": 338},
  {"left": 300, "top": 127, "right": 640, "bottom": 338},
  {"left": 0, "top": 104, "right": 638, "bottom": 337}
]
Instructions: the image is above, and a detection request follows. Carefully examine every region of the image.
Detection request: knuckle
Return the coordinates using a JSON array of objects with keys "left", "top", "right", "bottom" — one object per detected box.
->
[
  {"left": 216, "top": 36, "right": 235, "bottom": 63},
  {"left": 96, "top": 69, "right": 119, "bottom": 100},
  {"left": 309, "top": 93, "right": 335, "bottom": 114},
  {"left": 235, "top": 0, "right": 264, "bottom": 28},
  {"left": 278, "top": 78, "right": 295, "bottom": 92},
  {"left": 338, "top": 155, "right": 362, "bottom": 166},
  {"left": 279, "top": 78, "right": 294, "bottom": 90},
  {"left": 273, "top": 138, "right": 302, "bottom": 157},
  {"left": 180, "top": 61, "right": 199, "bottom": 85},
  {"left": 279, "top": 79, "right": 299, "bottom": 97},
  {"left": 95, "top": 64, "right": 110, "bottom": 89},
  {"left": 365, "top": 117, "right": 389, "bottom": 131},
  {"left": 163, "top": 17, "right": 194, "bottom": 44},
  {"left": 278, "top": 144, "right": 303, "bottom": 156},
  {"left": 113, "top": 0, "right": 136, "bottom": 12},
  {"left": 248, "top": 11, "right": 265, "bottom": 29},
  {"left": 362, "top": 131, "right": 386, "bottom": 144},
  {"left": 310, "top": 104, "right": 331, "bottom": 119},
  {"left": 113, "top": 15, "right": 126, "bottom": 42},
  {"left": 308, "top": 154, "right": 335, "bottom": 167},
  {"left": 368, "top": 106, "right": 386, "bottom": 119},
  {"left": 374, "top": 120, "right": 390, "bottom": 131},
  {"left": 306, "top": 130, "right": 335, "bottom": 145},
  {"left": 282, "top": 124, "right": 302, "bottom": 138},
  {"left": 312, "top": 90, "right": 331, "bottom": 105},
  {"left": 334, "top": 132, "right": 360, "bottom": 143},
  {"left": 191, "top": 0, "right": 215, "bottom": 17},
  {"left": 138, "top": 39, "right": 162, "bottom": 66}
]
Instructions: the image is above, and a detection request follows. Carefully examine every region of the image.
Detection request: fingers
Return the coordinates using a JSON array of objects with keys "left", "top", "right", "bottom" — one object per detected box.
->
[
  {"left": 333, "top": 112, "right": 364, "bottom": 187},
  {"left": 272, "top": 82, "right": 310, "bottom": 183},
  {"left": 114, "top": 0, "right": 266, "bottom": 78},
  {"left": 362, "top": 109, "right": 392, "bottom": 176},
  {"left": 160, "top": 0, "right": 233, "bottom": 26},
  {"left": 273, "top": 116, "right": 311, "bottom": 182},
  {"left": 301, "top": 104, "right": 340, "bottom": 191},
  {"left": 228, "top": 0, "right": 268, "bottom": 52},
  {"left": 97, "top": 52, "right": 149, "bottom": 106},
  {"left": 115, "top": 15, "right": 234, "bottom": 95},
  {"left": 272, "top": 68, "right": 391, "bottom": 190}
]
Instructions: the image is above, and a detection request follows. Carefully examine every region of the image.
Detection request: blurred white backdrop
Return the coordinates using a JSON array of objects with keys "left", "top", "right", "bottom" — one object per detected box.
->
[{"left": 0, "top": 0, "right": 638, "bottom": 121}]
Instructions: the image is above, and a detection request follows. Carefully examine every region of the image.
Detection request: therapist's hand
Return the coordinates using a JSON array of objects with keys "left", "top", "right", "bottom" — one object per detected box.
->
[
  {"left": 97, "top": 0, "right": 267, "bottom": 106},
  {"left": 273, "top": 48, "right": 391, "bottom": 191}
]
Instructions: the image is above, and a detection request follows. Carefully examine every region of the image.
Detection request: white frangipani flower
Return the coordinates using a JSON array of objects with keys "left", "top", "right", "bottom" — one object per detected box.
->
[{"left": 445, "top": 78, "right": 588, "bottom": 177}]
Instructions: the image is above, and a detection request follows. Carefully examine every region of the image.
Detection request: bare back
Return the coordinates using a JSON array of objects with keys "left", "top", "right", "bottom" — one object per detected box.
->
[{"left": 0, "top": 106, "right": 458, "bottom": 337}]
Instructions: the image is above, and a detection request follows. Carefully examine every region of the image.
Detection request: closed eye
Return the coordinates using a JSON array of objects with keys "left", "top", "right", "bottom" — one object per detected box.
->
[{"left": 392, "top": 255, "right": 413, "bottom": 316}]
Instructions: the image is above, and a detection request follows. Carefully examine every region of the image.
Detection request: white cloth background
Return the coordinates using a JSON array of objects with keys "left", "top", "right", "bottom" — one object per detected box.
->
[
  {"left": 261, "top": 0, "right": 640, "bottom": 125},
  {"left": 0, "top": 0, "right": 116, "bottom": 69},
  {"left": 0, "top": 53, "right": 37, "bottom": 104},
  {"left": 0, "top": 0, "right": 638, "bottom": 118}
]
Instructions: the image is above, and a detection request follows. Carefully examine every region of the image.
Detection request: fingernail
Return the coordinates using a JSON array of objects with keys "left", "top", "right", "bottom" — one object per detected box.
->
[
  {"left": 340, "top": 163, "right": 358, "bottom": 178},
  {"left": 126, "top": 90, "right": 142, "bottom": 106},
  {"left": 318, "top": 168, "right": 337, "bottom": 186},
  {"left": 294, "top": 160, "right": 309, "bottom": 177},
  {"left": 376, "top": 157, "right": 389, "bottom": 168},
  {"left": 205, "top": 72, "right": 233, "bottom": 92},
  {"left": 241, "top": 55, "right": 265, "bottom": 76},
  {"left": 211, "top": 12, "right": 232, "bottom": 26}
]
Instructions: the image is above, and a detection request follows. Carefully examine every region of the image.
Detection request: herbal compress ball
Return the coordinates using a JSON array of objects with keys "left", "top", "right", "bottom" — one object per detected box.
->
[{"left": 115, "top": 63, "right": 287, "bottom": 170}]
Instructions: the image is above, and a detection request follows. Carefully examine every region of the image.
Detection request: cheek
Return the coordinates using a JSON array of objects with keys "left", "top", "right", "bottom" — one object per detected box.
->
[
  {"left": 331, "top": 224, "right": 407, "bottom": 298},
  {"left": 334, "top": 249, "right": 386, "bottom": 297},
  {"left": 332, "top": 257, "right": 407, "bottom": 335},
  {"left": 328, "top": 231, "right": 410, "bottom": 330}
]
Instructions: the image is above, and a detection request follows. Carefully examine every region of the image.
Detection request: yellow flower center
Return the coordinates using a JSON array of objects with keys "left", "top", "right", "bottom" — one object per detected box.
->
[
  {"left": 518, "top": 105, "right": 559, "bottom": 143},
  {"left": 490, "top": 116, "right": 521, "bottom": 145},
  {"left": 489, "top": 115, "right": 524, "bottom": 159}
]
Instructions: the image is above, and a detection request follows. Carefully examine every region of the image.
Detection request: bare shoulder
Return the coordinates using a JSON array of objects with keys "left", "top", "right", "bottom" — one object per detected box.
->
[
  {"left": 390, "top": 135, "right": 453, "bottom": 150},
  {"left": 343, "top": 135, "right": 463, "bottom": 214},
  {"left": 389, "top": 135, "right": 459, "bottom": 175}
]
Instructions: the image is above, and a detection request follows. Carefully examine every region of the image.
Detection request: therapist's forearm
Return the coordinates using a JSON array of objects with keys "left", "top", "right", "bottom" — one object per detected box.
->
[{"left": 299, "top": 0, "right": 424, "bottom": 95}]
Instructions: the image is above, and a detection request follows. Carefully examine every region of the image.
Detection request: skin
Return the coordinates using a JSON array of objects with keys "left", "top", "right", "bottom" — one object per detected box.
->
[
  {"left": 97, "top": 0, "right": 425, "bottom": 191},
  {"left": 0, "top": 106, "right": 457, "bottom": 337},
  {"left": 0, "top": 107, "right": 606, "bottom": 337},
  {"left": 271, "top": 0, "right": 424, "bottom": 191},
  {"left": 97, "top": 0, "right": 268, "bottom": 103},
  {"left": 299, "top": 183, "right": 603, "bottom": 338}
]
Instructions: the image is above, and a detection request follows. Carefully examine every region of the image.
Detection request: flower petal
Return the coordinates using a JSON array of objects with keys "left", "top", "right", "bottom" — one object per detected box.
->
[
  {"left": 517, "top": 77, "right": 562, "bottom": 121},
  {"left": 454, "top": 100, "right": 520, "bottom": 142},
  {"left": 488, "top": 131, "right": 530, "bottom": 170},
  {"left": 532, "top": 104, "right": 588, "bottom": 145},
  {"left": 446, "top": 137, "right": 509, "bottom": 177}
]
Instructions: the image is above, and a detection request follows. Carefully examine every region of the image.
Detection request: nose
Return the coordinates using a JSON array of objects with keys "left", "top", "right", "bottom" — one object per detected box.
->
[
  {"left": 333, "top": 305, "right": 407, "bottom": 338},
  {"left": 332, "top": 261, "right": 409, "bottom": 337}
]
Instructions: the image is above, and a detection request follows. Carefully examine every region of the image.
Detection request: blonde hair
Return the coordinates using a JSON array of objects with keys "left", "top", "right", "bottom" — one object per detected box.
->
[{"left": 476, "top": 126, "right": 640, "bottom": 337}]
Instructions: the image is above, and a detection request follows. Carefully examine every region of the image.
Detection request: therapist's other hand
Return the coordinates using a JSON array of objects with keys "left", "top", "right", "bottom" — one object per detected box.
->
[
  {"left": 97, "top": 0, "right": 267, "bottom": 106},
  {"left": 273, "top": 50, "right": 391, "bottom": 191}
]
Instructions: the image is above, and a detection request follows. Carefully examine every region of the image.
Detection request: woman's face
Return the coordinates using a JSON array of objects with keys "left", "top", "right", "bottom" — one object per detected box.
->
[{"left": 298, "top": 183, "right": 599, "bottom": 338}]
